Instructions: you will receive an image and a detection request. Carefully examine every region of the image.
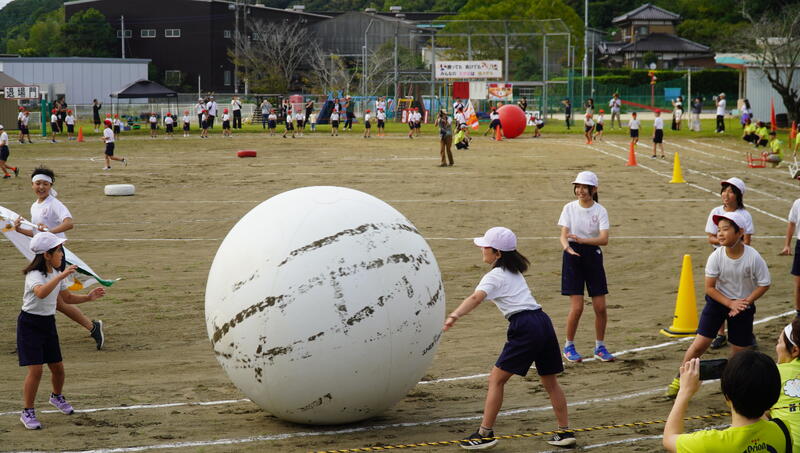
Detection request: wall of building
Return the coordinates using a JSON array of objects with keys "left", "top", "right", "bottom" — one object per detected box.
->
[
  {"left": 0, "top": 58, "right": 148, "bottom": 104},
  {"left": 746, "top": 66, "right": 800, "bottom": 121}
]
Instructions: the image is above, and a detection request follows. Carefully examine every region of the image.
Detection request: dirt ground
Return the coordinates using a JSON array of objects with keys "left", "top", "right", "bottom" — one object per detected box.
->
[{"left": 0, "top": 127, "right": 797, "bottom": 452}]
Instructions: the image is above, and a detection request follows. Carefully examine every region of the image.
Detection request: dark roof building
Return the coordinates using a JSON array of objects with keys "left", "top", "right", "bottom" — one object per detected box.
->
[
  {"left": 598, "top": 3, "right": 714, "bottom": 69},
  {"left": 64, "top": 0, "right": 331, "bottom": 92}
]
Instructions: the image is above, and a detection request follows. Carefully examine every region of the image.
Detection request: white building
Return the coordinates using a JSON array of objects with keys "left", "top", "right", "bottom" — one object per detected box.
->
[
  {"left": 717, "top": 53, "right": 800, "bottom": 124},
  {"left": 0, "top": 57, "right": 149, "bottom": 105}
]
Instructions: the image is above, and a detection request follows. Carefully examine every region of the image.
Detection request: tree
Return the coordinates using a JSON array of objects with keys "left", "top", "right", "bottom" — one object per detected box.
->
[
  {"left": 740, "top": 4, "right": 800, "bottom": 123},
  {"left": 0, "top": 0, "right": 62, "bottom": 53},
  {"left": 61, "top": 8, "right": 116, "bottom": 57},
  {"left": 230, "top": 19, "right": 323, "bottom": 93}
]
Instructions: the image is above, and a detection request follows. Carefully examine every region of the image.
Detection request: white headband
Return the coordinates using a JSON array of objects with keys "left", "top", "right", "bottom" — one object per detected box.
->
[
  {"left": 31, "top": 174, "right": 52, "bottom": 184},
  {"left": 786, "top": 324, "right": 797, "bottom": 347}
]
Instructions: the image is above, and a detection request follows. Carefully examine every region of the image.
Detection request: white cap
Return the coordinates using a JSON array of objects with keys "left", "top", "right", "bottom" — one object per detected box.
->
[
  {"left": 712, "top": 211, "right": 746, "bottom": 229},
  {"left": 719, "top": 92, "right": 726, "bottom": 97},
  {"left": 0, "top": 124, "right": 4, "bottom": 129},
  {"left": 30, "top": 232, "right": 67, "bottom": 254},
  {"left": 785, "top": 323, "right": 797, "bottom": 347},
  {"left": 721, "top": 177, "right": 746, "bottom": 194},
  {"left": 572, "top": 171, "right": 598, "bottom": 187},
  {"left": 473, "top": 227, "right": 517, "bottom": 252}
]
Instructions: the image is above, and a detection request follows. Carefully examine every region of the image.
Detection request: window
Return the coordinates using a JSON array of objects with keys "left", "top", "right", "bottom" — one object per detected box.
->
[
  {"left": 165, "top": 29, "right": 181, "bottom": 38},
  {"left": 141, "top": 29, "right": 156, "bottom": 38},
  {"left": 637, "top": 26, "right": 648, "bottom": 36},
  {"left": 251, "top": 32, "right": 263, "bottom": 41},
  {"left": 224, "top": 70, "right": 232, "bottom": 86},
  {"left": 165, "top": 70, "right": 182, "bottom": 86},
  {"left": 224, "top": 30, "right": 231, "bottom": 38},
  {"left": 117, "top": 29, "right": 132, "bottom": 38}
]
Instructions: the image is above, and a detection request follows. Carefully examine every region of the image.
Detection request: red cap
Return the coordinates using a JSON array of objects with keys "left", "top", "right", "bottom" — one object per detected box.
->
[
  {"left": 114, "top": 114, "right": 119, "bottom": 118},
  {"left": 184, "top": 110, "right": 189, "bottom": 114},
  {"left": 223, "top": 108, "right": 229, "bottom": 113},
  {"left": 166, "top": 112, "right": 171, "bottom": 115},
  {"left": 106, "top": 113, "right": 112, "bottom": 117},
  {"left": 51, "top": 109, "right": 57, "bottom": 113},
  {"left": 67, "top": 109, "right": 72, "bottom": 114},
  {"left": 104, "top": 119, "right": 112, "bottom": 125},
  {"left": 18, "top": 106, "right": 23, "bottom": 111},
  {"left": 366, "top": 109, "right": 370, "bottom": 113}
]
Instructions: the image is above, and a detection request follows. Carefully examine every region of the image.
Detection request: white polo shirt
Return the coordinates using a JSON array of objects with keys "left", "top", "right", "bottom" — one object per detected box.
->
[
  {"left": 705, "top": 245, "right": 770, "bottom": 300},
  {"left": 629, "top": 119, "right": 640, "bottom": 130},
  {"left": 103, "top": 127, "right": 115, "bottom": 143},
  {"left": 654, "top": 117, "right": 664, "bottom": 130},
  {"left": 22, "top": 269, "right": 67, "bottom": 316},
  {"left": 716, "top": 99, "right": 726, "bottom": 116},
  {"left": 31, "top": 195, "right": 72, "bottom": 239},
  {"left": 476, "top": 267, "right": 541, "bottom": 319},
  {"left": 558, "top": 200, "right": 609, "bottom": 240}
]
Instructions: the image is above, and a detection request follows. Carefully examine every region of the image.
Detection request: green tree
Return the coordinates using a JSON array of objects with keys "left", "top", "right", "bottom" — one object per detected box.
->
[
  {"left": 5, "top": 7, "right": 63, "bottom": 56},
  {"left": 0, "top": 0, "right": 61, "bottom": 53},
  {"left": 61, "top": 8, "right": 116, "bottom": 57}
]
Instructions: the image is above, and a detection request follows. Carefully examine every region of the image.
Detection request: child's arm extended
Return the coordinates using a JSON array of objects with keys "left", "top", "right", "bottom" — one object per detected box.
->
[
  {"left": 443, "top": 290, "right": 487, "bottom": 331},
  {"left": 59, "top": 285, "right": 105, "bottom": 305}
]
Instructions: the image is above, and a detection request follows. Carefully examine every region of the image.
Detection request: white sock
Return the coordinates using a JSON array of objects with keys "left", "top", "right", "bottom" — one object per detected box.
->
[
  {"left": 564, "top": 340, "right": 574, "bottom": 348},
  {"left": 595, "top": 340, "right": 605, "bottom": 349}
]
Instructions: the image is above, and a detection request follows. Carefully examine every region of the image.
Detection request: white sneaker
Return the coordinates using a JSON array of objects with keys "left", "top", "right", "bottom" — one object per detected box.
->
[
  {"left": 122, "top": 158, "right": 128, "bottom": 167},
  {"left": 102, "top": 166, "right": 111, "bottom": 170}
]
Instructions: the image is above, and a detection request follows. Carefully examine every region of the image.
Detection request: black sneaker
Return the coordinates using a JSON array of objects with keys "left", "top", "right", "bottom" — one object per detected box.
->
[
  {"left": 459, "top": 430, "right": 497, "bottom": 450},
  {"left": 710, "top": 334, "right": 727, "bottom": 350},
  {"left": 90, "top": 320, "right": 104, "bottom": 350},
  {"left": 547, "top": 431, "right": 577, "bottom": 448}
]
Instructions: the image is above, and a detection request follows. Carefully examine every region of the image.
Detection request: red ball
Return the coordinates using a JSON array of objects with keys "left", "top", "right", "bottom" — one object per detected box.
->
[{"left": 497, "top": 104, "right": 527, "bottom": 138}]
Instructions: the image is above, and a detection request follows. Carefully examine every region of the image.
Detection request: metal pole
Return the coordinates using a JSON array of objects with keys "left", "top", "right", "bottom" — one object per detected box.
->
[
  {"left": 234, "top": 1, "right": 239, "bottom": 95},
  {"left": 590, "top": 32, "right": 595, "bottom": 97},
  {"left": 582, "top": 0, "right": 587, "bottom": 105},
  {"left": 430, "top": 31, "right": 435, "bottom": 116},
  {"left": 467, "top": 32, "right": 472, "bottom": 60},
  {"left": 121, "top": 15, "right": 125, "bottom": 58},
  {"left": 364, "top": 19, "right": 374, "bottom": 98},
  {"left": 543, "top": 35, "right": 547, "bottom": 118},
  {"left": 687, "top": 67, "right": 691, "bottom": 100},
  {"left": 394, "top": 22, "right": 399, "bottom": 99},
  {"left": 503, "top": 21, "right": 509, "bottom": 82}
]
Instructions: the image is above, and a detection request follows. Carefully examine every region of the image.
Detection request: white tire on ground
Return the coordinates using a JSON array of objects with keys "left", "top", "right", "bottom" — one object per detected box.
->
[{"left": 104, "top": 184, "right": 135, "bottom": 196}]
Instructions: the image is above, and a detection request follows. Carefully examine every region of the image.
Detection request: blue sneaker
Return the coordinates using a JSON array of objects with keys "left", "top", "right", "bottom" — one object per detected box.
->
[
  {"left": 563, "top": 344, "right": 582, "bottom": 363},
  {"left": 593, "top": 345, "right": 615, "bottom": 362}
]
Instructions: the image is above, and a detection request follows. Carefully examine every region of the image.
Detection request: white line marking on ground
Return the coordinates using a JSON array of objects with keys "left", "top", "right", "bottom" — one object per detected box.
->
[
  {"left": 25, "top": 385, "right": 712, "bottom": 453},
  {"left": 0, "top": 399, "right": 249, "bottom": 417}
]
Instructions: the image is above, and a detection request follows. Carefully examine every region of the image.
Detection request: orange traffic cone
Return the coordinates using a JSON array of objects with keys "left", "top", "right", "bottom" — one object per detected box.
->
[
  {"left": 77, "top": 127, "right": 84, "bottom": 142},
  {"left": 495, "top": 126, "right": 502, "bottom": 141},
  {"left": 791, "top": 121, "right": 797, "bottom": 141},
  {"left": 626, "top": 142, "right": 637, "bottom": 166}
]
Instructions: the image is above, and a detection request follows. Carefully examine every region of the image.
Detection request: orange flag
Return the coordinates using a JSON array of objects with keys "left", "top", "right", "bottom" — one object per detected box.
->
[
  {"left": 791, "top": 121, "right": 797, "bottom": 140},
  {"left": 771, "top": 98, "right": 777, "bottom": 132}
]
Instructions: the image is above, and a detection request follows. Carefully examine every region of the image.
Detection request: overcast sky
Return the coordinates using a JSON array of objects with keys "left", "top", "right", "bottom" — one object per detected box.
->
[{"left": 0, "top": 0, "right": 13, "bottom": 10}]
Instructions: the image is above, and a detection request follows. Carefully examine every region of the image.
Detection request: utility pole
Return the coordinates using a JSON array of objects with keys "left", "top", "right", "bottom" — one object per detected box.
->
[
  {"left": 120, "top": 15, "right": 125, "bottom": 58},
  {"left": 233, "top": 1, "right": 239, "bottom": 95},
  {"left": 582, "top": 0, "right": 587, "bottom": 104}
]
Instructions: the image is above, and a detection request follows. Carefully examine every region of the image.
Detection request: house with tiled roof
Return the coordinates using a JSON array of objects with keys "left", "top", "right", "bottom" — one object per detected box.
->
[{"left": 598, "top": 3, "right": 715, "bottom": 69}]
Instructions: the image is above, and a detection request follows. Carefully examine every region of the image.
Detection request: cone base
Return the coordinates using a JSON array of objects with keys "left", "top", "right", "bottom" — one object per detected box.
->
[
  {"left": 659, "top": 327, "right": 696, "bottom": 338},
  {"left": 669, "top": 179, "right": 687, "bottom": 184}
]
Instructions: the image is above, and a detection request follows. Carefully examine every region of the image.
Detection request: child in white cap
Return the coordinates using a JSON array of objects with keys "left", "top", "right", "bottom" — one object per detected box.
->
[
  {"left": 17, "top": 232, "right": 105, "bottom": 430},
  {"left": 705, "top": 177, "right": 754, "bottom": 350},
  {"left": 559, "top": 171, "right": 614, "bottom": 363},
  {"left": 666, "top": 211, "right": 770, "bottom": 397},
  {"left": 444, "top": 227, "right": 576, "bottom": 450}
]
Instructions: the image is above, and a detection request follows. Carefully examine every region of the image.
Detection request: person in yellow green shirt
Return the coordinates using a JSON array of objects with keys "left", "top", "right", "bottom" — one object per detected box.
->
[
  {"left": 767, "top": 131, "right": 785, "bottom": 167},
  {"left": 755, "top": 121, "right": 770, "bottom": 147},
  {"left": 663, "top": 350, "right": 791, "bottom": 453},
  {"left": 794, "top": 132, "right": 800, "bottom": 155},
  {"left": 770, "top": 318, "right": 800, "bottom": 451},
  {"left": 742, "top": 118, "right": 758, "bottom": 144}
]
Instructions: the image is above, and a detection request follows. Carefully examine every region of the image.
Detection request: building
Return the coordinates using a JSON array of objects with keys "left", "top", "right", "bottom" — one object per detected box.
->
[
  {"left": 310, "top": 11, "right": 426, "bottom": 57},
  {"left": 598, "top": 3, "right": 714, "bottom": 69},
  {"left": 0, "top": 57, "right": 149, "bottom": 104},
  {"left": 64, "top": 0, "right": 331, "bottom": 93}
]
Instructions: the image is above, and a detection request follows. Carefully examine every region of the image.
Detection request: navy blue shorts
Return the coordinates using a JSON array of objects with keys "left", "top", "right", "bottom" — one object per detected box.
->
[
  {"left": 105, "top": 142, "right": 115, "bottom": 156},
  {"left": 791, "top": 241, "right": 800, "bottom": 276},
  {"left": 697, "top": 295, "right": 755, "bottom": 346},
  {"left": 17, "top": 311, "right": 62, "bottom": 366},
  {"left": 496, "top": 309, "right": 563, "bottom": 377},
  {"left": 630, "top": 129, "right": 639, "bottom": 138},
  {"left": 0, "top": 145, "right": 9, "bottom": 161},
  {"left": 595, "top": 123, "right": 603, "bottom": 132},
  {"left": 561, "top": 243, "right": 608, "bottom": 297},
  {"left": 654, "top": 129, "right": 664, "bottom": 143}
]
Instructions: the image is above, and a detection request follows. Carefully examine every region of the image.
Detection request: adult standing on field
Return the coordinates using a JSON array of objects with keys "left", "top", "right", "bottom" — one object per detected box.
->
[
  {"left": 92, "top": 99, "right": 102, "bottom": 132},
  {"left": 715, "top": 93, "right": 726, "bottom": 133},
  {"left": 436, "top": 110, "right": 454, "bottom": 167},
  {"left": 206, "top": 96, "right": 218, "bottom": 129},
  {"left": 196, "top": 98, "right": 205, "bottom": 128},
  {"left": 231, "top": 96, "right": 242, "bottom": 129},
  {"left": 691, "top": 97, "right": 702, "bottom": 132},
  {"left": 609, "top": 93, "right": 621, "bottom": 128}
]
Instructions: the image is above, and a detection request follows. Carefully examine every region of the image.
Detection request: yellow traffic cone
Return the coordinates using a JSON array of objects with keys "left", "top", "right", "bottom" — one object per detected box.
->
[
  {"left": 669, "top": 152, "right": 686, "bottom": 183},
  {"left": 660, "top": 254, "right": 698, "bottom": 337}
]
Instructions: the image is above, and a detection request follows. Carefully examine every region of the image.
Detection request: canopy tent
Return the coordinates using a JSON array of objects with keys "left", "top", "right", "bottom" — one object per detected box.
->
[
  {"left": 109, "top": 79, "right": 178, "bottom": 122},
  {"left": 111, "top": 79, "right": 177, "bottom": 99}
]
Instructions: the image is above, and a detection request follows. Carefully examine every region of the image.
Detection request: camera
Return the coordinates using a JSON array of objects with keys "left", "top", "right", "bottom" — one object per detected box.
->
[{"left": 699, "top": 358, "right": 727, "bottom": 381}]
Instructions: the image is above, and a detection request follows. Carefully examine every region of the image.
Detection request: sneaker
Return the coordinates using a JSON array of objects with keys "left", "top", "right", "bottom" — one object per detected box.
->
[
  {"left": 20, "top": 408, "right": 41, "bottom": 429},
  {"left": 122, "top": 158, "right": 128, "bottom": 167},
  {"left": 2, "top": 174, "right": 9, "bottom": 179},
  {"left": 666, "top": 376, "right": 680, "bottom": 398},
  {"left": 547, "top": 431, "right": 577, "bottom": 448},
  {"left": 49, "top": 394, "right": 74, "bottom": 415},
  {"left": 459, "top": 430, "right": 497, "bottom": 450},
  {"left": 650, "top": 154, "right": 657, "bottom": 159},
  {"left": 90, "top": 320, "right": 104, "bottom": 350},
  {"left": 13, "top": 167, "right": 19, "bottom": 177},
  {"left": 593, "top": 345, "right": 615, "bottom": 362},
  {"left": 563, "top": 344, "right": 582, "bottom": 363},
  {"left": 102, "top": 166, "right": 111, "bottom": 170},
  {"left": 709, "top": 334, "right": 727, "bottom": 350}
]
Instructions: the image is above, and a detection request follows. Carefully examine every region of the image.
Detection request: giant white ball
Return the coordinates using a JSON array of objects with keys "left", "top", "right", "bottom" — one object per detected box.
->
[{"left": 204, "top": 186, "right": 445, "bottom": 424}]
